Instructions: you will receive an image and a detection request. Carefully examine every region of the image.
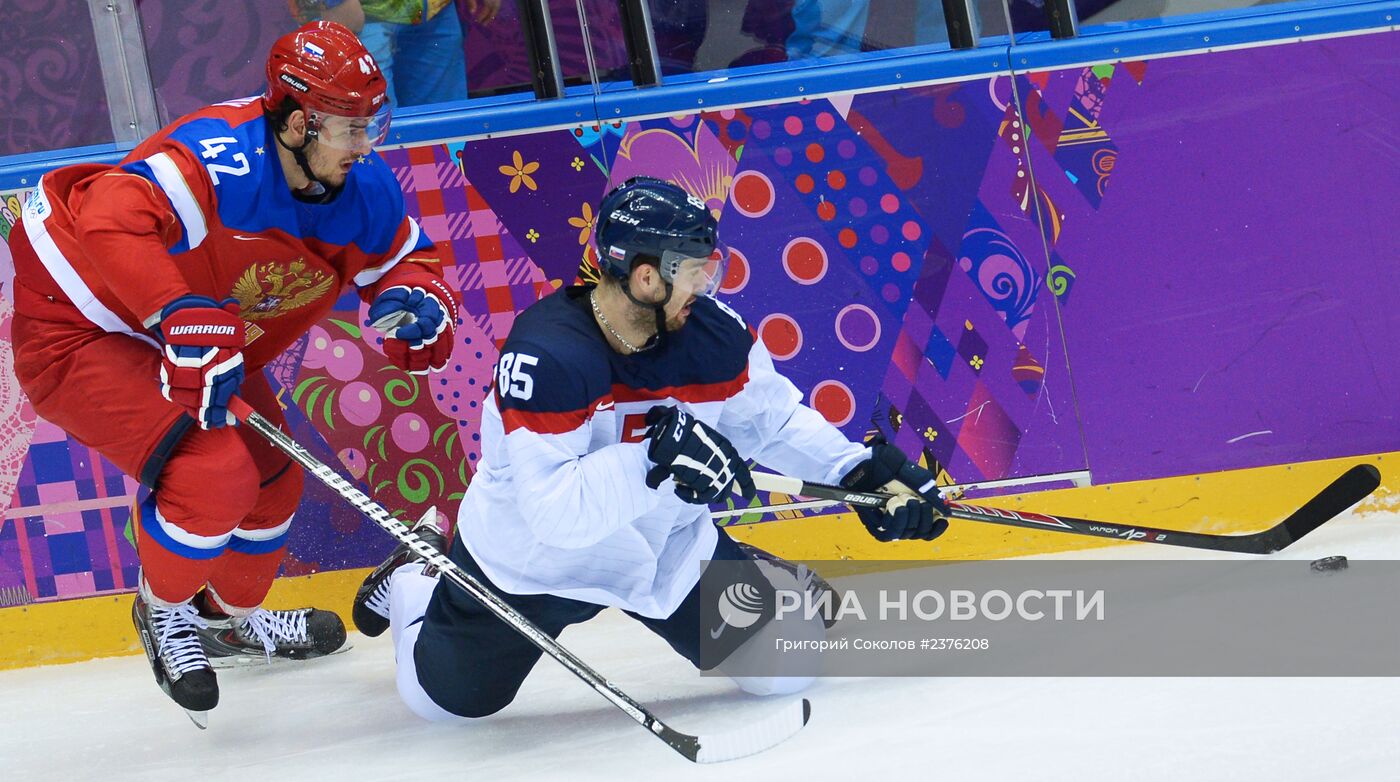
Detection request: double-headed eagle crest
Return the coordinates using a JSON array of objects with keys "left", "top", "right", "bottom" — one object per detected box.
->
[
  {"left": 232, "top": 258, "right": 334, "bottom": 320},
  {"left": 232, "top": 258, "right": 334, "bottom": 345}
]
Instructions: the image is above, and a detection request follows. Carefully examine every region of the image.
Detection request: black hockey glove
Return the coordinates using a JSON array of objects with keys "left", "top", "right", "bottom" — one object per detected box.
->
[
  {"left": 644, "top": 405, "right": 757, "bottom": 505},
  {"left": 840, "top": 439, "right": 950, "bottom": 542}
]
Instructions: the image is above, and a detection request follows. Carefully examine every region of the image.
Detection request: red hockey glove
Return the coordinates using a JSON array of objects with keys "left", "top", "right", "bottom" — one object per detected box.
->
[{"left": 368, "top": 272, "right": 459, "bottom": 375}]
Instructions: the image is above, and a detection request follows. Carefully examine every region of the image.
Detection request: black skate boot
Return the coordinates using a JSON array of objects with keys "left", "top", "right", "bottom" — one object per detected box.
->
[
  {"left": 132, "top": 594, "right": 220, "bottom": 728},
  {"left": 352, "top": 507, "right": 448, "bottom": 637},
  {"left": 735, "top": 541, "right": 842, "bottom": 629},
  {"left": 196, "top": 604, "right": 349, "bottom": 667}
]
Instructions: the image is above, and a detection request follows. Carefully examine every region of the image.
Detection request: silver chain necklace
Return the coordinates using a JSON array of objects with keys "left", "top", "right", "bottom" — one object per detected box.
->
[{"left": 590, "top": 289, "right": 653, "bottom": 354}]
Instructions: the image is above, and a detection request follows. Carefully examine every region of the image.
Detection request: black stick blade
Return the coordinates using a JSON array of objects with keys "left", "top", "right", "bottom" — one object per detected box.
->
[{"left": 1269, "top": 463, "right": 1381, "bottom": 552}]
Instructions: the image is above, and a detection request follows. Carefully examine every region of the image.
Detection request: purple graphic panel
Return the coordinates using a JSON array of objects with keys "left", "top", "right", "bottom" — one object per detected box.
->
[
  {"left": 589, "top": 94, "right": 1086, "bottom": 485},
  {"left": 856, "top": 80, "right": 1085, "bottom": 483},
  {"left": 6, "top": 27, "right": 1395, "bottom": 606},
  {"left": 1021, "top": 33, "right": 1400, "bottom": 482}
]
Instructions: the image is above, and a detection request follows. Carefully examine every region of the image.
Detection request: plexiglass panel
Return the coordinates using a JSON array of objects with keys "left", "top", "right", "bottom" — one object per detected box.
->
[
  {"left": 0, "top": 0, "right": 115, "bottom": 156},
  {"left": 1007, "top": 0, "right": 1308, "bottom": 36},
  {"left": 467, "top": 0, "right": 628, "bottom": 95},
  {"left": 135, "top": 0, "right": 536, "bottom": 119},
  {"left": 1077, "top": 0, "right": 1298, "bottom": 25},
  {"left": 640, "top": 0, "right": 958, "bottom": 79},
  {"left": 136, "top": 0, "right": 291, "bottom": 123}
]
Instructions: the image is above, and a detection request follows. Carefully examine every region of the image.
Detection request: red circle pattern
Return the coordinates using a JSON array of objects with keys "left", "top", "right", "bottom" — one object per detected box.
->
[
  {"left": 810, "top": 380, "right": 855, "bottom": 426},
  {"left": 720, "top": 248, "right": 750, "bottom": 294},
  {"left": 782, "top": 238, "right": 828, "bottom": 284},
  {"left": 758, "top": 314, "right": 803, "bottom": 360},
  {"left": 730, "top": 171, "right": 775, "bottom": 218}
]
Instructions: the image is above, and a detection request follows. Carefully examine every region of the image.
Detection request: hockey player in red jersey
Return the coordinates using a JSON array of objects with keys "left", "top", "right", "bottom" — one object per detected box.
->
[{"left": 6, "top": 21, "right": 459, "bottom": 725}]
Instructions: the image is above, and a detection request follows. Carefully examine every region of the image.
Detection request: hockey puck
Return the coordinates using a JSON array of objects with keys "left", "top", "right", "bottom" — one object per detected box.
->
[{"left": 1309, "top": 555, "right": 1348, "bottom": 573}]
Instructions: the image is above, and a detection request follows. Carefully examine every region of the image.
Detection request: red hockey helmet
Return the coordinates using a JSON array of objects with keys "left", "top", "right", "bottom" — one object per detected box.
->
[{"left": 264, "top": 21, "right": 391, "bottom": 151}]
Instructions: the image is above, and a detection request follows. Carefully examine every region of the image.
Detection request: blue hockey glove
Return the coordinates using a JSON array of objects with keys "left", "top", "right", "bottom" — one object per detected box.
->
[
  {"left": 840, "top": 440, "right": 950, "bottom": 542},
  {"left": 644, "top": 405, "right": 757, "bottom": 505},
  {"left": 157, "top": 295, "right": 245, "bottom": 430}
]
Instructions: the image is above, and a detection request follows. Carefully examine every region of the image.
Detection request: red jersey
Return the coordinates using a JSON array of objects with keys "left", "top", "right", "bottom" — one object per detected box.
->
[{"left": 10, "top": 97, "right": 442, "bottom": 369}]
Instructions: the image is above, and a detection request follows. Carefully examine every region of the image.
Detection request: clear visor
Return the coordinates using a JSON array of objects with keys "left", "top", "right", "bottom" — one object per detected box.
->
[
  {"left": 660, "top": 247, "right": 728, "bottom": 299},
  {"left": 311, "top": 106, "right": 392, "bottom": 152}
]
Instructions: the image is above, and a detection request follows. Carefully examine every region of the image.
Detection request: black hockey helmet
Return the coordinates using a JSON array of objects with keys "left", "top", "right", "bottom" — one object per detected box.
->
[{"left": 594, "top": 177, "right": 725, "bottom": 295}]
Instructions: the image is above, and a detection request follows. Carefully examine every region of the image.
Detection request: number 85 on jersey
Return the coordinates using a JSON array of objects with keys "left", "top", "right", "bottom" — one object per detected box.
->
[{"left": 496, "top": 353, "right": 538, "bottom": 402}]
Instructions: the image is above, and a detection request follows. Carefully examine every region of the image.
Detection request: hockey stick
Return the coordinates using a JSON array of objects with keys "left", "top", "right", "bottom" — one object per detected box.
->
[
  {"left": 713, "top": 499, "right": 843, "bottom": 521},
  {"left": 749, "top": 465, "right": 1380, "bottom": 554},
  {"left": 228, "top": 397, "right": 809, "bottom": 763},
  {"left": 713, "top": 471, "right": 1091, "bottom": 523}
]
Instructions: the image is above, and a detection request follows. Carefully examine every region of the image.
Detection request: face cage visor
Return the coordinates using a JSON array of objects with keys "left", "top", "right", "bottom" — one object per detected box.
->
[
  {"left": 308, "top": 105, "right": 392, "bottom": 152},
  {"left": 659, "top": 246, "right": 729, "bottom": 300}
]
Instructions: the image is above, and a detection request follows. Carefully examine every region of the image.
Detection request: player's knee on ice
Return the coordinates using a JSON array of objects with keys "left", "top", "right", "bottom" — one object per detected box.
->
[
  {"left": 394, "top": 618, "right": 476, "bottom": 722},
  {"left": 720, "top": 559, "right": 825, "bottom": 697},
  {"left": 390, "top": 563, "right": 536, "bottom": 721},
  {"left": 389, "top": 564, "right": 479, "bottom": 722}
]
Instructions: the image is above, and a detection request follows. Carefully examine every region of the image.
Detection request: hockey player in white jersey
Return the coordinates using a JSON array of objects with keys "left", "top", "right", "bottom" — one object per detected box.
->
[{"left": 352, "top": 177, "right": 951, "bottom": 719}]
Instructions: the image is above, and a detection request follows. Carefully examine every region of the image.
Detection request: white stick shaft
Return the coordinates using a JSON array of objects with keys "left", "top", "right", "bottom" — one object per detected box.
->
[
  {"left": 239, "top": 409, "right": 657, "bottom": 727},
  {"left": 231, "top": 397, "right": 812, "bottom": 762},
  {"left": 712, "top": 499, "right": 840, "bottom": 519},
  {"left": 750, "top": 472, "right": 805, "bottom": 496}
]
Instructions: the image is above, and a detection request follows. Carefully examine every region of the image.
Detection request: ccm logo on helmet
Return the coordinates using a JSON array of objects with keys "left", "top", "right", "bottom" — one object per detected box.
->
[{"left": 168, "top": 325, "right": 238, "bottom": 336}]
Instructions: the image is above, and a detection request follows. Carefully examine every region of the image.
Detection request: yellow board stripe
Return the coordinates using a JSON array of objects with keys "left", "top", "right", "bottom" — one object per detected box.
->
[
  {"left": 1, "top": 452, "right": 1392, "bottom": 670},
  {"left": 728, "top": 451, "right": 1395, "bottom": 562},
  {"left": 0, "top": 569, "right": 369, "bottom": 671}
]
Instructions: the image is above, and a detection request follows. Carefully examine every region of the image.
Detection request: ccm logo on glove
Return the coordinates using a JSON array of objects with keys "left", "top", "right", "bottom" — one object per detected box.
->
[{"left": 644, "top": 405, "right": 756, "bottom": 505}]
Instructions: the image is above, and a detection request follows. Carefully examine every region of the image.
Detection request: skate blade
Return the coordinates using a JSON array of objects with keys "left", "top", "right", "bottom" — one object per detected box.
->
[
  {"left": 185, "top": 710, "right": 210, "bottom": 730},
  {"left": 207, "top": 641, "right": 354, "bottom": 670}
]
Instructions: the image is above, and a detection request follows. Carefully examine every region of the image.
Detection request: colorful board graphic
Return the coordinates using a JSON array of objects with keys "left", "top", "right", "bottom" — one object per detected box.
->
[{"left": 2, "top": 29, "right": 1396, "bottom": 606}]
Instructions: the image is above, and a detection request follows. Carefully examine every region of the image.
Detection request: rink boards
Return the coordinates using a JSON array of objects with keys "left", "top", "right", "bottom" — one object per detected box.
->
[{"left": 0, "top": 2, "right": 1396, "bottom": 667}]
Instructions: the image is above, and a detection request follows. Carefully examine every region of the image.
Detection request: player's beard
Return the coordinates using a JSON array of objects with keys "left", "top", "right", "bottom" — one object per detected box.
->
[
  {"left": 306, "top": 140, "right": 353, "bottom": 188},
  {"left": 663, "top": 304, "right": 691, "bottom": 331},
  {"left": 627, "top": 294, "right": 694, "bottom": 334},
  {"left": 664, "top": 293, "right": 697, "bottom": 331},
  {"left": 622, "top": 303, "right": 660, "bottom": 340}
]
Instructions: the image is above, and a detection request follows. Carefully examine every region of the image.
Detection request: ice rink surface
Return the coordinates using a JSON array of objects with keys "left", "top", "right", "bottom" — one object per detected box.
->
[{"left": 4, "top": 505, "right": 1398, "bottom": 781}]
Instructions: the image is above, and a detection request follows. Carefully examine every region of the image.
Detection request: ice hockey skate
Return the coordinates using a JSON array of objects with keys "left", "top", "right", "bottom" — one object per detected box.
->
[
  {"left": 352, "top": 506, "right": 448, "bottom": 637},
  {"left": 132, "top": 593, "right": 219, "bottom": 729},
  {"left": 195, "top": 598, "right": 349, "bottom": 669}
]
